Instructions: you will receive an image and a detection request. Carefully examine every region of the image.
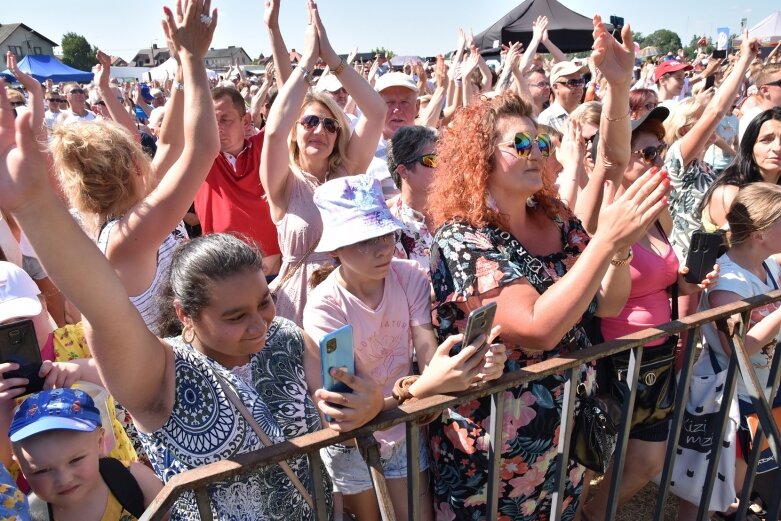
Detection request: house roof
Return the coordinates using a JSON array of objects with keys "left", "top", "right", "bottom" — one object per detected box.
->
[
  {"left": 0, "top": 23, "right": 58, "bottom": 47},
  {"left": 134, "top": 47, "right": 170, "bottom": 58},
  {"left": 205, "top": 47, "right": 251, "bottom": 60}
]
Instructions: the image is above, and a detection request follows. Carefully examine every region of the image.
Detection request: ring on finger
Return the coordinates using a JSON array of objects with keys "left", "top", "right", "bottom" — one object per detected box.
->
[{"left": 200, "top": 14, "right": 212, "bottom": 26}]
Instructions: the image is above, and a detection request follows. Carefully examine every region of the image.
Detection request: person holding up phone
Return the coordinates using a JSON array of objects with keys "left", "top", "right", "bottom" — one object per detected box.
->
[{"left": 303, "top": 175, "right": 506, "bottom": 521}]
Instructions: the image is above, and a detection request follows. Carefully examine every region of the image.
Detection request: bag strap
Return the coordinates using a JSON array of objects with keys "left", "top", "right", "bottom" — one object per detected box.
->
[
  {"left": 671, "top": 282, "right": 678, "bottom": 321},
  {"left": 213, "top": 371, "right": 314, "bottom": 509},
  {"left": 763, "top": 261, "right": 779, "bottom": 291},
  {"left": 99, "top": 457, "right": 146, "bottom": 518},
  {"left": 272, "top": 239, "right": 318, "bottom": 295}
]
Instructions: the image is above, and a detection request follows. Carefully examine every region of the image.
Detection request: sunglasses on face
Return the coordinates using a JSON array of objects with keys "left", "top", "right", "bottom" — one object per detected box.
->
[
  {"left": 500, "top": 132, "right": 552, "bottom": 159},
  {"left": 409, "top": 153, "right": 437, "bottom": 168},
  {"left": 47, "top": 98, "right": 63, "bottom": 103},
  {"left": 69, "top": 88, "right": 85, "bottom": 95},
  {"left": 298, "top": 114, "right": 340, "bottom": 134},
  {"left": 633, "top": 143, "right": 667, "bottom": 164},
  {"left": 556, "top": 79, "right": 585, "bottom": 89},
  {"left": 762, "top": 79, "right": 781, "bottom": 88}
]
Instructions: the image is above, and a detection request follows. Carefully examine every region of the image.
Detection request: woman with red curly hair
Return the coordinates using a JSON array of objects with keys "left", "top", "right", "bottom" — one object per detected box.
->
[{"left": 426, "top": 19, "right": 670, "bottom": 519}]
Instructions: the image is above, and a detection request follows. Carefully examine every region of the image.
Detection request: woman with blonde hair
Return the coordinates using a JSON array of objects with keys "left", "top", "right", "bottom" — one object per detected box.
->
[
  {"left": 260, "top": 0, "right": 385, "bottom": 326},
  {"left": 50, "top": 1, "right": 218, "bottom": 334}
]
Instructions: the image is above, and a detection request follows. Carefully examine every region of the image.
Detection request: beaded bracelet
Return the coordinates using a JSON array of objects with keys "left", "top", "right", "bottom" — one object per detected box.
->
[
  {"left": 298, "top": 65, "right": 316, "bottom": 87},
  {"left": 332, "top": 58, "right": 346, "bottom": 76}
]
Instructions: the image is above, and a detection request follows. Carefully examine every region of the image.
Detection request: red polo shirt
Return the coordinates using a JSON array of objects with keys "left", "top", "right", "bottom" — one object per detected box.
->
[{"left": 194, "top": 130, "right": 281, "bottom": 256}]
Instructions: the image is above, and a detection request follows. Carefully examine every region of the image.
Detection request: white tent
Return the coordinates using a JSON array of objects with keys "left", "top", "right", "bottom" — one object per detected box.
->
[
  {"left": 734, "top": 11, "right": 781, "bottom": 46},
  {"left": 109, "top": 66, "right": 151, "bottom": 82},
  {"left": 147, "top": 57, "right": 218, "bottom": 82}
]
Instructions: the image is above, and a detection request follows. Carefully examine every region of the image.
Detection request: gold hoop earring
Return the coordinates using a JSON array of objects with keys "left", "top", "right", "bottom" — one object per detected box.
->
[{"left": 182, "top": 326, "right": 196, "bottom": 344}]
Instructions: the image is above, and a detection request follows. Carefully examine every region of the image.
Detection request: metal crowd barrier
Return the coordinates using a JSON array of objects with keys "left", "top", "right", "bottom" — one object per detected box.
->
[{"left": 140, "top": 289, "right": 781, "bottom": 521}]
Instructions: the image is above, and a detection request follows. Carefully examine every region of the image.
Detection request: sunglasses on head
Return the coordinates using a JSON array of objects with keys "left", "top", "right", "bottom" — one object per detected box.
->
[
  {"left": 409, "top": 153, "right": 437, "bottom": 169},
  {"left": 298, "top": 114, "right": 340, "bottom": 134},
  {"left": 556, "top": 78, "right": 585, "bottom": 89},
  {"left": 501, "top": 132, "right": 552, "bottom": 158},
  {"left": 633, "top": 143, "right": 667, "bottom": 164}
]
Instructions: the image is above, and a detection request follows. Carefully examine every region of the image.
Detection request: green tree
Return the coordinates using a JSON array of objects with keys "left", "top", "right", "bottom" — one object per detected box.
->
[
  {"left": 632, "top": 31, "right": 646, "bottom": 48},
  {"left": 61, "top": 32, "right": 98, "bottom": 71},
  {"left": 370, "top": 47, "right": 396, "bottom": 60},
  {"left": 642, "top": 29, "right": 683, "bottom": 55},
  {"left": 684, "top": 35, "right": 714, "bottom": 58}
]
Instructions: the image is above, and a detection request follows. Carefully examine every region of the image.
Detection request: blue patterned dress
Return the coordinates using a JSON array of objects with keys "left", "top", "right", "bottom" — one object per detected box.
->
[
  {"left": 429, "top": 218, "right": 596, "bottom": 521},
  {"left": 140, "top": 317, "right": 332, "bottom": 520}
]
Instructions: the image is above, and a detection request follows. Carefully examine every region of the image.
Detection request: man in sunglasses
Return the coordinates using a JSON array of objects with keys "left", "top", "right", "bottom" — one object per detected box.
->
[
  {"left": 44, "top": 91, "right": 64, "bottom": 130},
  {"left": 653, "top": 60, "right": 692, "bottom": 106},
  {"left": 57, "top": 82, "right": 96, "bottom": 125},
  {"left": 738, "top": 64, "right": 781, "bottom": 143},
  {"left": 538, "top": 61, "right": 587, "bottom": 133}
]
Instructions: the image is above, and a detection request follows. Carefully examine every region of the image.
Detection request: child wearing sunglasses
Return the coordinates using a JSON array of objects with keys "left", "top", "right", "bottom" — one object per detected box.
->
[{"left": 303, "top": 175, "right": 506, "bottom": 521}]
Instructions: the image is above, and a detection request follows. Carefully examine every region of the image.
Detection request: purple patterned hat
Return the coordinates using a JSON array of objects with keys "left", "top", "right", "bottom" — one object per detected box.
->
[{"left": 313, "top": 175, "right": 402, "bottom": 252}]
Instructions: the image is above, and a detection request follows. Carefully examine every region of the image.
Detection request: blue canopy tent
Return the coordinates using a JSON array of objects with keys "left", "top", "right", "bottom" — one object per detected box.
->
[{"left": 1, "top": 55, "right": 93, "bottom": 83}]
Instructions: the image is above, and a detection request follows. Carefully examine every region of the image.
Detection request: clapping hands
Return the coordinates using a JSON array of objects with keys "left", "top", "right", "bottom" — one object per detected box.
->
[
  {"left": 591, "top": 14, "right": 634, "bottom": 86},
  {"left": 161, "top": 0, "right": 217, "bottom": 61}
]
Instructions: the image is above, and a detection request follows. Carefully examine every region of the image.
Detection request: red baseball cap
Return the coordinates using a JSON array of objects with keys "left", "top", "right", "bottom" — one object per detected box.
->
[{"left": 654, "top": 61, "right": 693, "bottom": 82}]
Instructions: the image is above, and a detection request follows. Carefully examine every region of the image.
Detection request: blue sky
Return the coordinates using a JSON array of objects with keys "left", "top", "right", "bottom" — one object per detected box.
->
[{"left": 3, "top": 0, "right": 773, "bottom": 61}]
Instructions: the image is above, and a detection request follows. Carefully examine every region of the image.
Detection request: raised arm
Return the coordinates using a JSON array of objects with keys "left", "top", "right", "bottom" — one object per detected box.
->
[
  {"left": 677, "top": 34, "right": 759, "bottom": 165},
  {"left": 6, "top": 52, "right": 45, "bottom": 142},
  {"left": 0, "top": 85, "right": 172, "bottom": 430},
  {"left": 93, "top": 50, "right": 139, "bottom": 139},
  {"left": 417, "top": 55, "right": 447, "bottom": 128},
  {"left": 106, "top": 0, "right": 219, "bottom": 266},
  {"left": 574, "top": 17, "right": 635, "bottom": 234},
  {"left": 540, "top": 27, "right": 567, "bottom": 63},
  {"left": 150, "top": 60, "right": 185, "bottom": 183},
  {"left": 264, "top": 0, "right": 292, "bottom": 84}
]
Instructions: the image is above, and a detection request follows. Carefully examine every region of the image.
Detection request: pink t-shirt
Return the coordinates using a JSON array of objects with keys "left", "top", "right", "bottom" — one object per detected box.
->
[
  {"left": 600, "top": 239, "right": 679, "bottom": 347},
  {"left": 304, "top": 258, "right": 431, "bottom": 451}
]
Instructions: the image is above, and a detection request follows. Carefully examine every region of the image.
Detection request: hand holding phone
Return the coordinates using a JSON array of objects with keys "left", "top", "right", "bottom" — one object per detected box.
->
[
  {"left": 684, "top": 231, "right": 724, "bottom": 284},
  {"left": 450, "top": 302, "right": 498, "bottom": 357},
  {"left": 0, "top": 319, "right": 44, "bottom": 397}
]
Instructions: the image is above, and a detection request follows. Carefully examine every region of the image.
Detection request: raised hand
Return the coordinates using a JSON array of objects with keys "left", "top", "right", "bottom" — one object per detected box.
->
[
  {"left": 93, "top": 50, "right": 112, "bottom": 89},
  {"left": 0, "top": 82, "right": 49, "bottom": 214},
  {"left": 591, "top": 15, "right": 634, "bottom": 86},
  {"left": 299, "top": 0, "right": 320, "bottom": 69},
  {"left": 461, "top": 49, "right": 480, "bottom": 77},
  {"left": 457, "top": 28, "right": 466, "bottom": 53},
  {"left": 504, "top": 41, "right": 523, "bottom": 70},
  {"left": 161, "top": 0, "right": 217, "bottom": 60},
  {"left": 6, "top": 51, "right": 44, "bottom": 136},
  {"left": 263, "top": 0, "right": 280, "bottom": 29},
  {"left": 435, "top": 54, "right": 447, "bottom": 88},
  {"left": 347, "top": 46, "right": 359, "bottom": 64},
  {"left": 532, "top": 16, "right": 549, "bottom": 41},
  {"left": 309, "top": 0, "right": 339, "bottom": 67},
  {"left": 596, "top": 167, "right": 670, "bottom": 250},
  {"left": 737, "top": 31, "right": 761, "bottom": 63},
  {"left": 558, "top": 119, "right": 586, "bottom": 168}
]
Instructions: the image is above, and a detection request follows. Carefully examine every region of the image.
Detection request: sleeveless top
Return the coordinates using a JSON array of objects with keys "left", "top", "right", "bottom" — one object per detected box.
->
[
  {"left": 139, "top": 317, "right": 332, "bottom": 521},
  {"left": 96, "top": 219, "right": 183, "bottom": 333},
  {"left": 269, "top": 170, "right": 333, "bottom": 327}
]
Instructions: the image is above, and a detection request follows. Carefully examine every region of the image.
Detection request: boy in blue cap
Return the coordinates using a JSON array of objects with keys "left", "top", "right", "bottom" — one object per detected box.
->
[{"left": 9, "top": 388, "right": 163, "bottom": 520}]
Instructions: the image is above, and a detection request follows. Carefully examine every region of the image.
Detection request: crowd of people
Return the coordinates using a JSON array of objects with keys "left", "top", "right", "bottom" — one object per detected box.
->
[{"left": 0, "top": 0, "right": 779, "bottom": 519}]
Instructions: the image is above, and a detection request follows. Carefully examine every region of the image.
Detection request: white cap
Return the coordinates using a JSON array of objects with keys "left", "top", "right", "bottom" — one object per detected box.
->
[
  {"left": 374, "top": 72, "right": 419, "bottom": 94},
  {"left": 316, "top": 74, "right": 343, "bottom": 93},
  {"left": 0, "top": 261, "right": 42, "bottom": 323},
  {"left": 550, "top": 61, "right": 588, "bottom": 84}
]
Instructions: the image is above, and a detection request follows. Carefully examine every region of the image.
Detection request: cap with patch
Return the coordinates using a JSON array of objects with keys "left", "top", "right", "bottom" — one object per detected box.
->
[{"left": 9, "top": 388, "right": 102, "bottom": 443}]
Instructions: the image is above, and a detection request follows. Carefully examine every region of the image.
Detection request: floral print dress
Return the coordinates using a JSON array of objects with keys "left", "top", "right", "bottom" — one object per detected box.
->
[{"left": 429, "top": 217, "right": 597, "bottom": 521}]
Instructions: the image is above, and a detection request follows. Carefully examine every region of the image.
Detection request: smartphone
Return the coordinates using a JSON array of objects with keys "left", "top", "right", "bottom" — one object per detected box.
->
[
  {"left": 711, "top": 49, "right": 727, "bottom": 60},
  {"left": 0, "top": 319, "right": 44, "bottom": 396},
  {"left": 684, "top": 231, "right": 723, "bottom": 284},
  {"left": 450, "top": 302, "right": 498, "bottom": 357},
  {"left": 319, "top": 324, "right": 354, "bottom": 394}
]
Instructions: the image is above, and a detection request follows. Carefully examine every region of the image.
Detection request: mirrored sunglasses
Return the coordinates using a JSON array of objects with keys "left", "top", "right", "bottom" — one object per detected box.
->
[
  {"left": 556, "top": 79, "right": 585, "bottom": 89},
  {"left": 506, "top": 131, "right": 552, "bottom": 158},
  {"left": 409, "top": 153, "right": 437, "bottom": 168},
  {"left": 298, "top": 114, "right": 340, "bottom": 134},
  {"left": 633, "top": 144, "right": 667, "bottom": 164}
]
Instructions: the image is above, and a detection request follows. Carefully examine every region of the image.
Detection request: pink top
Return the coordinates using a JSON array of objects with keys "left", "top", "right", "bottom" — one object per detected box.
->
[
  {"left": 304, "top": 258, "right": 431, "bottom": 453},
  {"left": 600, "top": 238, "right": 679, "bottom": 347}
]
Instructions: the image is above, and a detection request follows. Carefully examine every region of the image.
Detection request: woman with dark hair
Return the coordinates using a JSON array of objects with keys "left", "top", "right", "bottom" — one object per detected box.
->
[
  {"left": 425, "top": 19, "right": 670, "bottom": 519},
  {"left": 700, "top": 107, "right": 781, "bottom": 230},
  {"left": 628, "top": 88, "right": 658, "bottom": 120}
]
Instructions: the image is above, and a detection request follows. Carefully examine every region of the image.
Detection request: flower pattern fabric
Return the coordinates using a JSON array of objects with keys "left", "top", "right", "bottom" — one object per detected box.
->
[
  {"left": 140, "top": 317, "right": 332, "bottom": 521},
  {"left": 388, "top": 196, "right": 434, "bottom": 272},
  {"left": 429, "top": 218, "right": 596, "bottom": 520}
]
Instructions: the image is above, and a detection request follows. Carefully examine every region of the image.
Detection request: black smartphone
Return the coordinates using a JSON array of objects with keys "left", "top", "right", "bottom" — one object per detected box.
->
[
  {"left": 684, "top": 231, "right": 723, "bottom": 284},
  {"left": 0, "top": 319, "right": 44, "bottom": 396},
  {"left": 711, "top": 49, "right": 727, "bottom": 60},
  {"left": 450, "top": 302, "right": 498, "bottom": 356}
]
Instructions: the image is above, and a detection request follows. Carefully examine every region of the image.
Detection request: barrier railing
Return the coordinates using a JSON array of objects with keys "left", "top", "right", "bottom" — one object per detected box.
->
[{"left": 140, "top": 289, "right": 781, "bottom": 521}]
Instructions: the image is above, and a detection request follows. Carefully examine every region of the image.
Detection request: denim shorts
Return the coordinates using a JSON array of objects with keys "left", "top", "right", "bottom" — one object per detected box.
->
[{"left": 319, "top": 437, "right": 429, "bottom": 495}]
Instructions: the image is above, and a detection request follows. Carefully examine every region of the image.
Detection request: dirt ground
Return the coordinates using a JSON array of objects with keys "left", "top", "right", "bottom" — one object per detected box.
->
[{"left": 587, "top": 478, "right": 680, "bottom": 521}]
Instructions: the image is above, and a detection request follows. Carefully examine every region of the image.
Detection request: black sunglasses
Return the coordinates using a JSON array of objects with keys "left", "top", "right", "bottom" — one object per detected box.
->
[
  {"left": 762, "top": 79, "right": 781, "bottom": 88},
  {"left": 633, "top": 144, "right": 667, "bottom": 164},
  {"left": 298, "top": 114, "right": 340, "bottom": 134},
  {"left": 69, "top": 88, "right": 85, "bottom": 95},
  {"left": 556, "top": 78, "right": 585, "bottom": 89}
]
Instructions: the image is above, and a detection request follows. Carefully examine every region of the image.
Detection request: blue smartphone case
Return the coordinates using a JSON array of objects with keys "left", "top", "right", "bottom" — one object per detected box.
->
[{"left": 319, "top": 324, "right": 354, "bottom": 394}]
